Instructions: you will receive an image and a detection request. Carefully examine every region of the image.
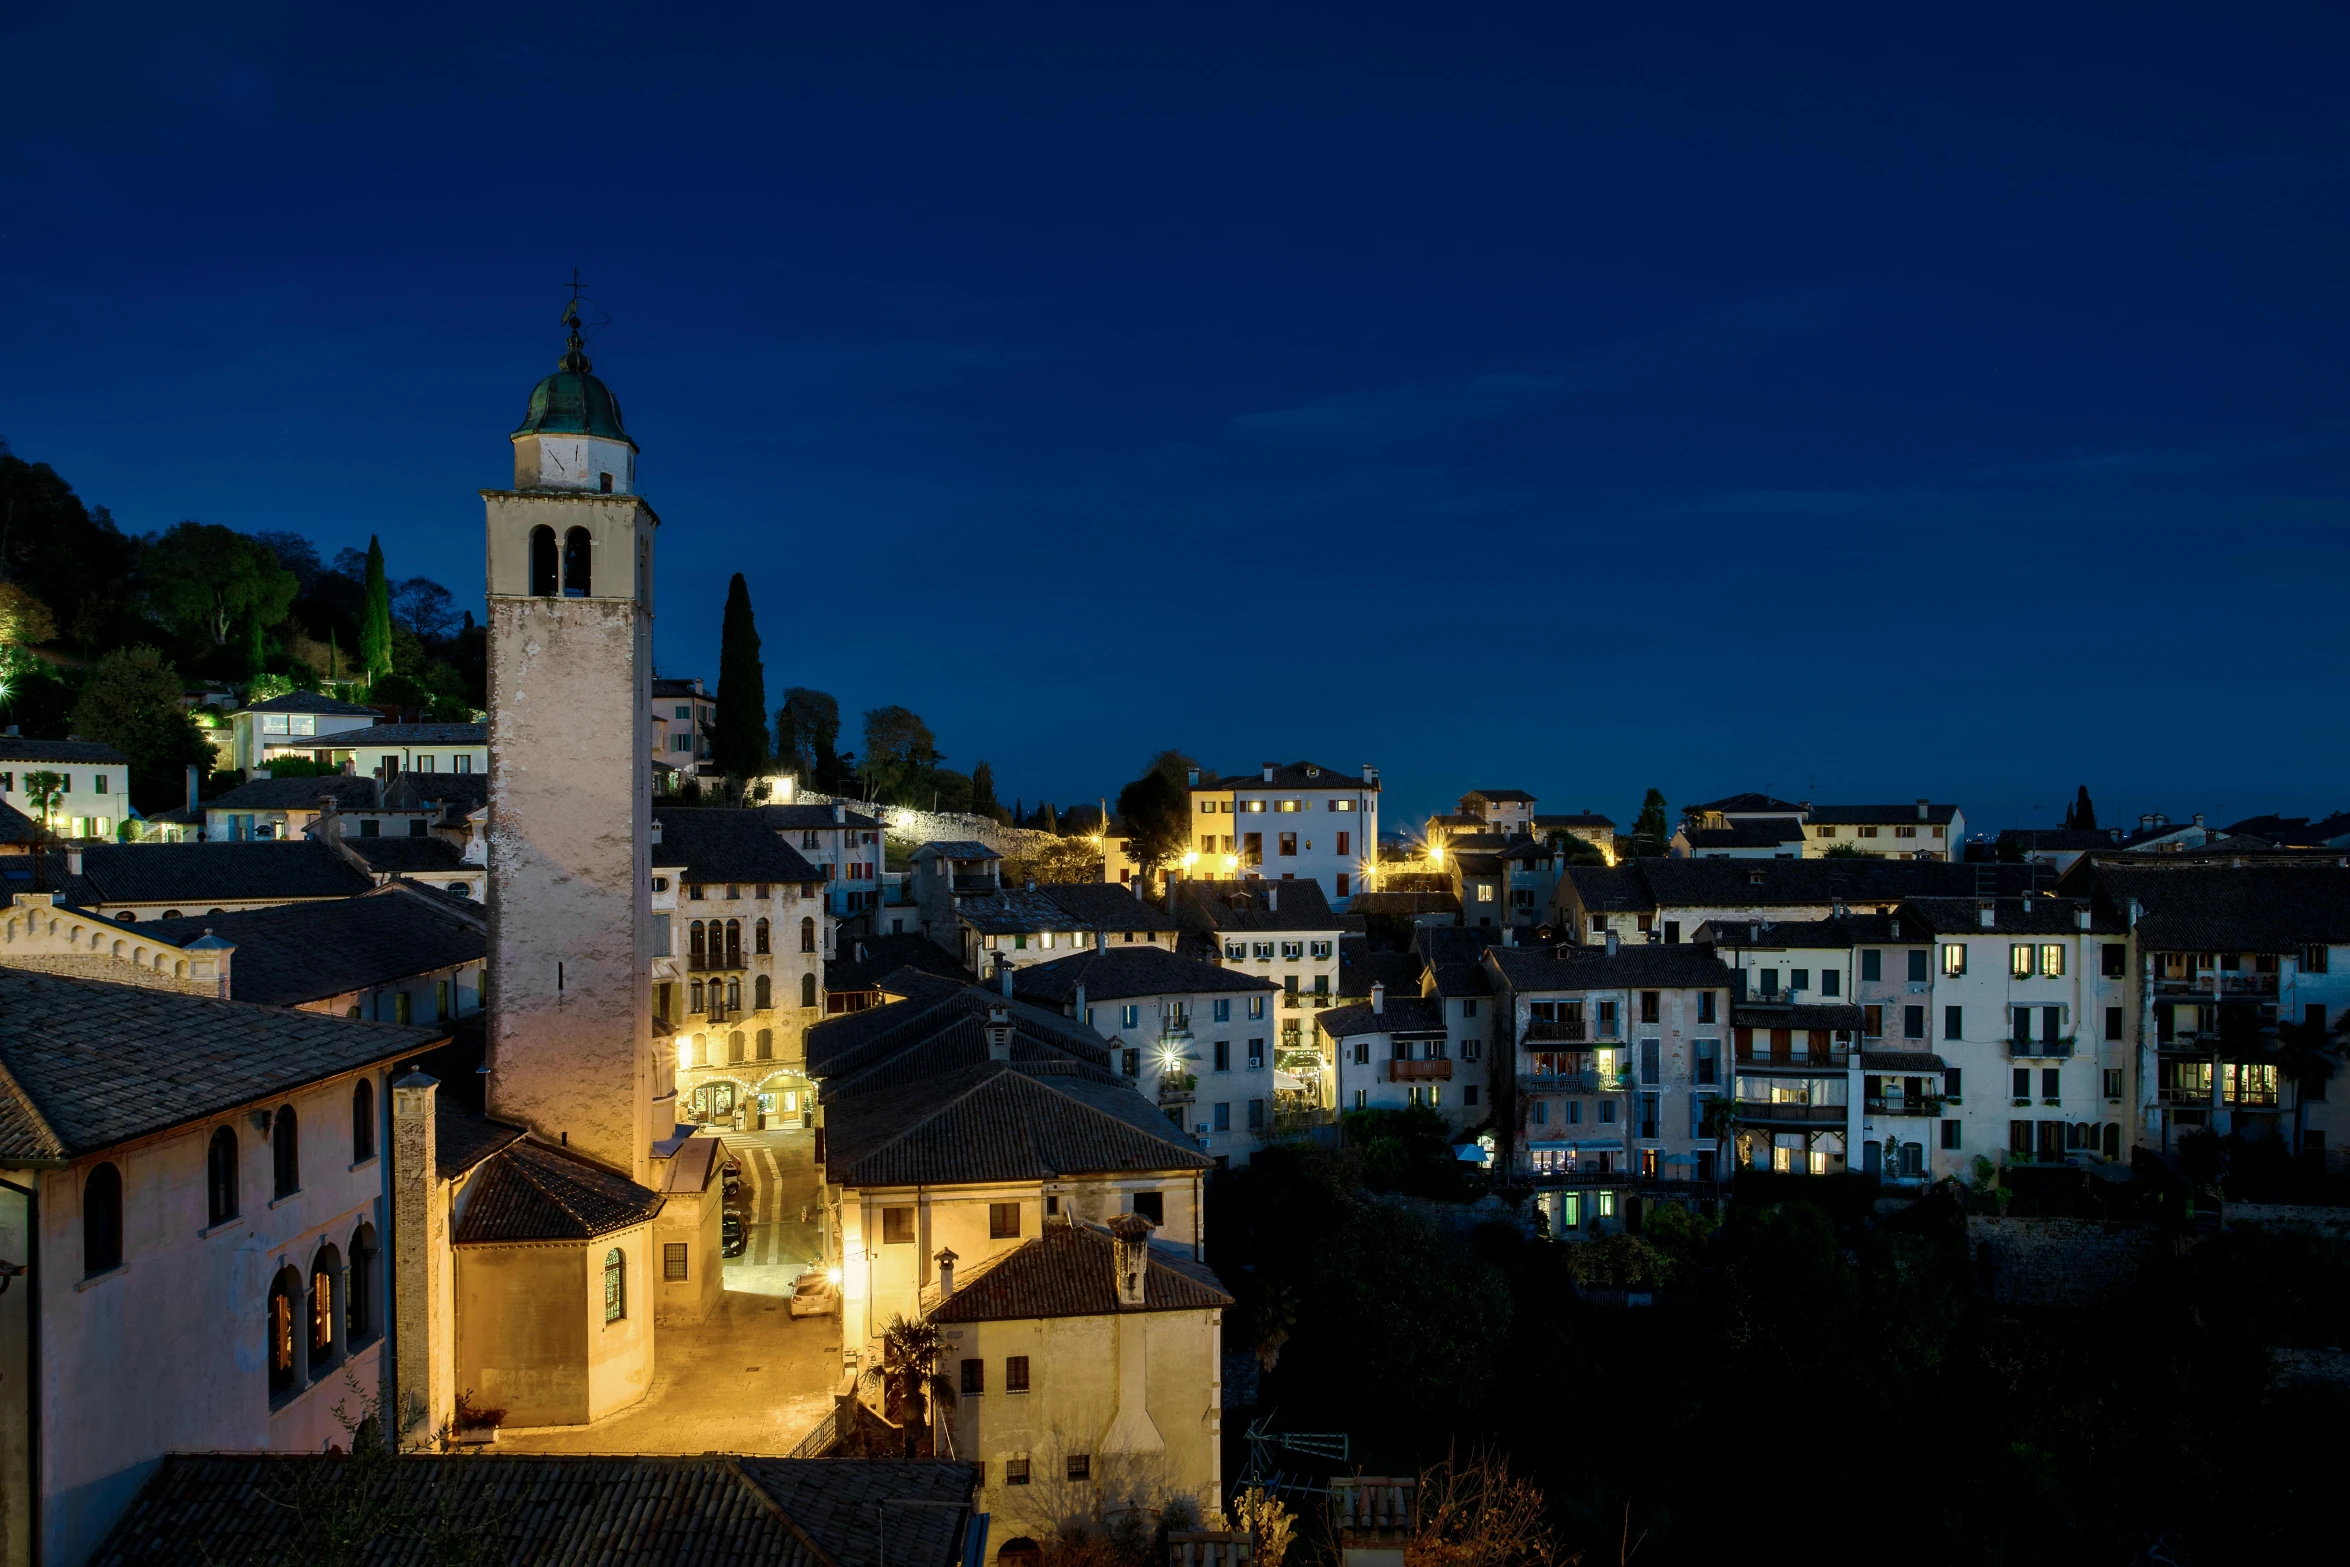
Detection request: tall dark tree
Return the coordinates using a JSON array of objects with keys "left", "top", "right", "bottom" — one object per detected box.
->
[
  {"left": 779, "top": 687, "right": 842, "bottom": 789},
  {"left": 141, "top": 522, "right": 296, "bottom": 649},
  {"left": 69, "top": 646, "right": 213, "bottom": 812},
  {"left": 2069, "top": 785, "right": 2097, "bottom": 831},
  {"left": 1115, "top": 767, "right": 1190, "bottom": 883},
  {"left": 359, "top": 535, "right": 393, "bottom": 679},
  {"left": 970, "top": 760, "right": 998, "bottom": 816},
  {"left": 860, "top": 705, "right": 939, "bottom": 800},
  {"left": 1631, "top": 787, "right": 1671, "bottom": 857},
  {"left": 711, "top": 573, "right": 771, "bottom": 777}
]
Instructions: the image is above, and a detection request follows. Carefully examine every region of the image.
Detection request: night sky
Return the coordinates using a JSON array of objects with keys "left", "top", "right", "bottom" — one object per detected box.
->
[{"left": 5, "top": 3, "right": 2346, "bottom": 833}]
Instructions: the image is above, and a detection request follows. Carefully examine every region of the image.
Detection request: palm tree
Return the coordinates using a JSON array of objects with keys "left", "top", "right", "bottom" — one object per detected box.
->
[
  {"left": 863, "top": 1313, "right": 956, "bottom": 1456},
  {"left": 2273, "top": 1016, "right": 2343, "bottom": 1160}
]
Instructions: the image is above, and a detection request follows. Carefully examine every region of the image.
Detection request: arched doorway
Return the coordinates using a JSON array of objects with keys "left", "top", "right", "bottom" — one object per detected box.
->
[
  {"left": 995, "top": 1539, "right": 1041, "bottom": 1567},
  {"left": 754, "top": 1069, "right": 813, "bottom": 1131}
]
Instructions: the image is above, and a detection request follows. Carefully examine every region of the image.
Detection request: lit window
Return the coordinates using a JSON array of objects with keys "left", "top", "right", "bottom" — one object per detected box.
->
[
  {"left": 2010, "top": 945, "right": 2033, "bottom": 979},
  {"left": 1942, "top": 944, "right": 1966, "bottom": 976},
  {"left": 2038, "top": 944, "right": 2065, "bottom": 977}
]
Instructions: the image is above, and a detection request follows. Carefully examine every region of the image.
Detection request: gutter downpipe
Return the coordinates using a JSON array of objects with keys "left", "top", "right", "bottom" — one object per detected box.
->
[{"left": 1, "top": 1173, "right": 39, "bottom": 1567}]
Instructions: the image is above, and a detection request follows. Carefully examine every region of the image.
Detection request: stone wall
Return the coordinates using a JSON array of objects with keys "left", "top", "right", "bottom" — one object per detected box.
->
[
  {"left": 0, "top": 953, "right": 212, "bottom": 996},
  {"left": 2224, "top": 1203, "right": 2350, "bottom": 1237},
  {"left": 1965, "top": 1216, "right": 2174, "bottom": 1307},
  {"left": 777, "top": 787, "right": 1062, "bottom": 859}
]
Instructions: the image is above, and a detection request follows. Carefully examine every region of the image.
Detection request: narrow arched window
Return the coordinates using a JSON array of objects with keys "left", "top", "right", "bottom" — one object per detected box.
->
[
  {"left": 562, "top": 527, "right": 593, "bottom": 596},
  {"left": 351, "top": 1078, "right": 375, "bottom": 1163},
  {"left": 757, "top": 1027, "right": 773, "bottom": 1061},
  {"left": 267, "top": 1266, "right": 301, "bottom": 1396},
  {"left": 690, "top": 920, "right": 706, "bottom": 965},
  {"left": 689, "top": 980, "right": 705, "bottom": 1014},
  {"left": 799, "top": 917, "right": 816, "bottom": 954},
  {"left": 308, "top": 1243, "right": 342, "bottom": 1369},
  {"left": 83, "top": 1162, "right": 123, "bottom": 1276},
  {"left": 801, "top": 972, "right": 817, "bottom": 1008},
  {"left": 207, "top": 1126, "right": 239, "bottom": 1227},
  {"left": 754, "top": 918, "right": 770, "bottom": 955},
  {"left": 755, "top": 975, "right": 772, "bottom": 1010},
  {"left": 272, "top": 1105, "right": 299, "bottom": 1199},
  {"left": 603, "top": 1248, "right": 626, "bottom": 1323},
  {"left": 529, "top": 525, "right": 559, "bottom": 596},
  {"left": 728, "top": 1030, "right": 745, "bottom": 1065},
  {"left": 726, "top": 978, "right": 741, "bottom": 1011},
  {"left": 726, "top": 919, "right": 742, "bottom": 966},
  {"left": 348, "top": 1224, "right": 378, "bottom": 1344},
  {"left": 636, "top": 536, "right": 649, "bottom": 603}
]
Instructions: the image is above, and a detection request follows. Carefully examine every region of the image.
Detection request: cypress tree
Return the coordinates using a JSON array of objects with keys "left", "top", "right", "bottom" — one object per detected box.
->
[
  {"left": 972, "top": 761, "right": 998, "bottom": 816},
  {"left": 2072, "top": 785, "right": 2097, "bottom": 831},
  {"left": 712, "top": 573, "right": 771, "bottom": 778},
  {"left": 359, "top": 535, "right": 393, "bottom": 680},
  {"left": 1632, "top": 788, "right": 1671, "bottom": 857}
]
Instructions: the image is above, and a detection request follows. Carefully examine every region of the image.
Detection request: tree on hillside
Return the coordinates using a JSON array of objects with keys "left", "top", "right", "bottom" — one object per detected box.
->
[
  {"left": 1039, "top": 802, "right": 1059, "bottom": 835},
  {"left": 1114, "top": 767, "right": 1189, "bottom": 884},
  {"left": 970, "top": 760, "right": 998, "bottom": 816},
  {"left": 2065, "top": 785, "right": 2098, "bottom": 831},
  {"left": 1631, "top": 787, "right": 1671, "bottom": 857},
  {"left": 69, "top": 647, "right": 212, "bottom": 812},
  {"left": 777, "top": 687, "right": 842, "bottom": 789},
  {"left": 0, "top": 582, "right": 56, "bottom": 648},
  {"left": 1148, "top": 750, "right": 1205, "bottom": 792},
  {"left": 391, "top": 576, "right": 458, "bottom": 640},
  {"left": 860, "top": 705, "right": 939, "bottom": 800},
  {"left": 0, "top": 447, "right": 145, "bottom": 654},
  {"left": 359, "top": 536, "right": 393, "bottom": 678},
  {"left": 712, "top": 574, "right": 771, "bottom": 777},
  {"left": 141, "top": 522, "right": 297, "bottom": 649}
]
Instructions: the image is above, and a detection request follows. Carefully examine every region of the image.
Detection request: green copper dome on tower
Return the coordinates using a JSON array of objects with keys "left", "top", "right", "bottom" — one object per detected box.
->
[{"left": 511, "top": 303, "right": 636, "bottom": 448}]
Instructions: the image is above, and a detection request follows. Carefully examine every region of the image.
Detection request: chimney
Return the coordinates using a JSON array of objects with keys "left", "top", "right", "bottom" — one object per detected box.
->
[
  {"left": 987, "top": 1003, "right": 1013, "bottom": 1059},
  {"left": 1371, "top": 982, "right": 1385, "bottom": 1015},
  {"left": 854, "top": 940, "right": 867, "bottom": 963},
  {"left": 1979, "top": 901, "right": 1997, "bottom": 928},
  {"left": 1074, "top": 982, "right": 1087, "bottom": 1024},
  {"left": 1917, "top": 798, "right": 1930, "bottom": 821},
  {"left": 1262, "top": 763, "right": 1276, "bottom": 783},
  {"left": 391, "top": 1069, "right": 448, "bottom": 1436},
  {"left": 185, "top": 764, "right": 200, "bottom": 815},
  {"left": 2193, "top": 813, "right": 2204, "bottom": 828},
  {"left": 1186, "top": 767, "right": 1200, "bottom": 788},
  {"left": 934, "top": 1247, "right": 958, "bottom": 1301},
  {"left": 1502, "top": 926, "right": 1516, "bottom": 948},
  {"left": 650, "top": 817, "right": 663, "bottom": 845},
  {"left": 1889, "top": 917, "right": 1901, "bottom": 939},
  {"left": 833, "top": 802, "right": 845, "bottom": 824},
  {"left": 2128, "top": 897, "right": 2144, "bottom": 930},
  {"left": 1605, "top": 929, "right": 1619, "bottom": 956},
  {"left": 2075, "top": 907, "right": 2091, "bottom": 932},
  {"left": 1363, "top": 764, "right": 1378, "bottom": 784},
  {"left": 65, "top": 847, "right": 82, "bottom": 877},
  {"left": 1109, "top": 1212, "right": 1153, "bottom": 1309},
  {"left": 999, "top": 961, "right": 1014, "bottom": 998},
  {"left": 1266, "top": 884, "right": 1278, "bottom": 913}
]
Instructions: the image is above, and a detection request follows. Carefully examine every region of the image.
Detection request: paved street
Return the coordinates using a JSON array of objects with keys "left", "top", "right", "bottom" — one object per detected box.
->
[{"left": 723, "top": 1127, "right": 826, "bottom": 1295}]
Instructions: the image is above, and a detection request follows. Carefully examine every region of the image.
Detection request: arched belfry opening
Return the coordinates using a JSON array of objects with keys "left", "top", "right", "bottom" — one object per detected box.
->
[
  {"left": 529, "top": 526, "right": 558, "bottom": 596},
  {"left": 563, "top": 527, "right": 592, "bottom": 597}
]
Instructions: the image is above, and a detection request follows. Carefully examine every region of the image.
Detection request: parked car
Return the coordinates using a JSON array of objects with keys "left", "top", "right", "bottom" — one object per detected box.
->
[
  {"left": 721, "top": 1212, "right": 747, "bottom": 1257},
  {"left": 788, "top": 1269, "right": 838, "bottom": 1318}
]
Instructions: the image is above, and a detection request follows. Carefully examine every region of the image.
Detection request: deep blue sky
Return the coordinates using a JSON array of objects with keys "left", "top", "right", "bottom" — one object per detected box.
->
[{"left": 5, "top": 3, "right": 2346, "bottom": 833}]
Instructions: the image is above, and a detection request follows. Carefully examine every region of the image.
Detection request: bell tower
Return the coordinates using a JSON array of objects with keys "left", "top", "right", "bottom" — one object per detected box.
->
[{"left": 482, "top": 301, "right": 664, "bottom": 1182}]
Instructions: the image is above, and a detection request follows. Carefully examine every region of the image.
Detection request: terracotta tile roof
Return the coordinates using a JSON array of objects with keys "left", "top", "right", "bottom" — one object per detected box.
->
[
  {"left": 1318, "top": 996, "right": 1447, "bottom": 1038},
  {"left": 0, "top": 969, "right": 439, "bottom": 1162},
  {"left": 88, "top": 1452, "right": 979, "bottom": 1567},
  {"left": 25, "top": 839, "right": 376, "bottom": 907},
  {"left": 822, "top": 1062, "right": 1210, "bottom": 1187},
  {"left": 0, "top": 737, "right": 130, "bottom": 764},
  {"left": 807, "top": 986, "right": 1116, "bottom": 1100},
  {"left": 931, "top": 1220, "right": 1232, "bottom": 1322},
  {"left": 652, "top": 808, "right": 826, "bottom": 884},
  {"left": 142, "top": 882, "right": 485, "bottom": 1006},
  {"left": 1012, "top": 947, "right": 1277, "bottom": 1004},
  {"left": 434, "top": 1100, "right": 525, "bottom": 1181},
  {"left": 454, "top": 1138, "right": 664, "bottom": 1243},
  {"left": 2070, "top": 861, "right": 2350, "bottom": 951},
  {"left": 826, "top": 932, "right": 966, "bottom": 993}
]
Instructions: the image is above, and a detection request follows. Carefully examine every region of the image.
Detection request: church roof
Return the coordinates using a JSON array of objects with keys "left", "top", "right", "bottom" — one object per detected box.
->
[
  {"left": 90, "top": 1453, "right": 980, "bottom": 1567},
  {"left": 512, "top": 321, "right": 635, "bottom": 448},
  {"left": 454, "top": 1137, "right": 664, "bottom": 1244}
]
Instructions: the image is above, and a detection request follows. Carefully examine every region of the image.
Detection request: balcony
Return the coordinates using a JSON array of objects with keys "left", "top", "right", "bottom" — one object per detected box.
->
[
  {"left": 1519, "top": 1070, "right": 1600, "bottom": 1094},
  {"left": 951, "top": 875, "right": 1000, "bottom": 894},
  {"left": 1736, "top": 1047, "right": 1850, "bottom": 1068},
  {"left": 2005, "top": 1037, "right": 2076, "bottom": 1060},
  {"left": 1732, "top": 1100, "right": 1848, "bottom": 1126},
  {"left": 1389, "top": 1059, "right": 1453, "bottom": 1083},
  {"left": 1157, "top": 1073, "right": 1198, "bottom": 1107},
  {"left": 2153, "top": 972, "right": 2277, "bottom": 997},
  {"left": 687, "top": 954, "right": 748, "bottom": 973},
  {"left": 1525, "top": 1020, "right": 1587, "bottom": 1043},
  {"left": 1864, "top": 1096, "right": 1944, "bottom": 1118}
]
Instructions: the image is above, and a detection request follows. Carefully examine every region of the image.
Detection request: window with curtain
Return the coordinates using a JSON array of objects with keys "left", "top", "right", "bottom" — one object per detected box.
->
[{"left": 268, "top": 1266, "right": 301, "bottom": 1396}]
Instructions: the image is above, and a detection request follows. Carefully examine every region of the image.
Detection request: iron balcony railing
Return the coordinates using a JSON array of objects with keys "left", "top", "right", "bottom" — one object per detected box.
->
[
  {"left": 1731, "top": 1100, "right": 1848, "bottom": 1125},
  {"left": 1389, "top": 1059, "right": 1453, "bottom": 1083}
]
